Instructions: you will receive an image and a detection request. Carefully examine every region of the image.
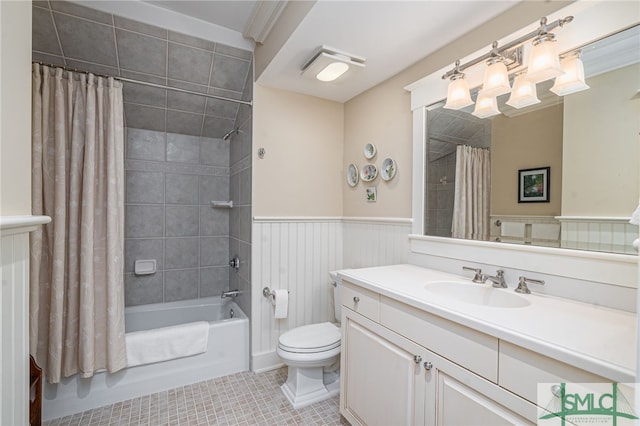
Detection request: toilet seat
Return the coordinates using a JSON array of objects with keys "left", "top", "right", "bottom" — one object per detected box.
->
[{"left": 278, "top": 322, "right": 341, "bottom": 354}]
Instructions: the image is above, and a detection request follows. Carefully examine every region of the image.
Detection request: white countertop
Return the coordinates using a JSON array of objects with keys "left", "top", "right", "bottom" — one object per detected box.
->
[{"left": 338, "top": 264, "right": 636, "bottom": 383}]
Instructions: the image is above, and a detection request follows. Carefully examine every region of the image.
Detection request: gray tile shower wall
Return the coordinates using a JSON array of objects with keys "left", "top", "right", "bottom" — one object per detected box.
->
[
  {"left": 31, "top": 1, "right": 252, "bottom": 138},
  {"left": 32, "top": 1, "right": 253, "bottom": 309},
  {"left": 124, "top": 128, "right": 231, "bottom": 306}
]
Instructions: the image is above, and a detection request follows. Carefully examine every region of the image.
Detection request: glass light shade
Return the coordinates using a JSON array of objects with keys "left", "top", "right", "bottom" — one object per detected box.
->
[
  {"left": 443, "top": 77, "right": 473, "bottom": 110},
  {"left": 472, "top": 91, "right": 500, "bottom": 118},
  {"left": 525, "top": 38, "right": 564, "bottom": 83},
  {"left": 506, "top": 74, "right": 540, "bottom": 109},
  {"left": 316, "top": 62, "right": 349, "bottom": 82},
  {"left": 482, "top": 60, "right": 511, "bottom": 97},
  {"left": 550, "top": 55, "right": 590, "bottom": 96}
]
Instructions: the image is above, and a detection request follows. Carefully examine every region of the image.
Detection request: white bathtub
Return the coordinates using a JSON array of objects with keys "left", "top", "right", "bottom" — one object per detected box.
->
[{"left": 43, "top": 297, "right": 249, "bottom": 421}]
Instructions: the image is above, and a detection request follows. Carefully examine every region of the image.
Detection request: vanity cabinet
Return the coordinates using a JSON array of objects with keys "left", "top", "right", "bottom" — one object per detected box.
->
[{"left": 340, "top": 280, "right": 538, "bottom": 426}]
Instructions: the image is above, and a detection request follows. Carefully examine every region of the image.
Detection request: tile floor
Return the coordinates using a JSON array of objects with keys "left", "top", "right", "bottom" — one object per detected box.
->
[{"left": 44, "top": 367, "right": 349, "bottom": 426}]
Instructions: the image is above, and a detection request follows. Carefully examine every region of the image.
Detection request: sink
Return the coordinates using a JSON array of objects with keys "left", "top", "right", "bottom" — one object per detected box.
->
[{"left": 424, "top": 281, "right": 531, "bottom": 308}]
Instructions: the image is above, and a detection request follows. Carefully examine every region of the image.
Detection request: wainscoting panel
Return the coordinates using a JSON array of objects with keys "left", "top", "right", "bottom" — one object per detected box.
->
[
  {"left": 251, "top": 217, "right": 411, "bottom": 372},
  {"left": 251, "top": 218, "right": 343, "bottom": 371},
  {"left": 343, "top": 218, "right": 411, "bottom": 268},
  {"left": 0, "top": 216, "right": 50, "bottom": 426}
]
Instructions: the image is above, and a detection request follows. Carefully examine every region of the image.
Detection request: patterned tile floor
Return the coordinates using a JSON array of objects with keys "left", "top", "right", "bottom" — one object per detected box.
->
[{"left": 44, "top": 367, "right": 349, "bottom": 426}]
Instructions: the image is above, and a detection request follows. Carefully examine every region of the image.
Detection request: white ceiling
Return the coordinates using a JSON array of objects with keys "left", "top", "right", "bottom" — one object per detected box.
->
[{"left": 134, "top": 1, "right": 520, "bottom": 103}]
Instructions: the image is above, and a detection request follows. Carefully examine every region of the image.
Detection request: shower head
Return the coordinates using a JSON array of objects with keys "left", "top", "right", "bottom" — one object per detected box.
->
[{"left": 222, "top": 128, "right": 239, "bottom": 141}]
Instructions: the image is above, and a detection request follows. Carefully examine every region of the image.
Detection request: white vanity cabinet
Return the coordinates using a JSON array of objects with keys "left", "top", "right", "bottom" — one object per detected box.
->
[{"left": 339, "top": 281, "right": 537, "bottom": 426}]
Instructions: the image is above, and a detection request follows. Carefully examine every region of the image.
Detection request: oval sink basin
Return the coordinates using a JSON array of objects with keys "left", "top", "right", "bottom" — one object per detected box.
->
[{"left": 424, "top": 281, "right": 531, "bottom": 308}]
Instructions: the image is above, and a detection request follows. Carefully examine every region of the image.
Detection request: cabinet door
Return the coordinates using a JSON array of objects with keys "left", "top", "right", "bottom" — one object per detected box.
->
[
  {"left": 432, "top": 366, "right": 535, "bottom": 426},
  {"left": 341, "top": 312, "right": 425, "bottom": 426}
]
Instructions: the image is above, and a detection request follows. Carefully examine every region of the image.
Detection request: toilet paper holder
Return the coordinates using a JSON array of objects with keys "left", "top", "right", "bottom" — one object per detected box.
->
[{"left": 262, "top": 286, "right": 290, "bottom": 299}]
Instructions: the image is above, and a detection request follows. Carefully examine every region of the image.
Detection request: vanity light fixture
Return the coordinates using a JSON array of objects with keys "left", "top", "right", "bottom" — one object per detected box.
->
[
  {"left": 525, "top": 18, "right": 565, "bottom": 83},
  {"left": 550, "top": 51, "right": 590, "bottom": 96},
  {"left": 472, "top": 91, "right": 501, "bottom": 118},
  {"left": 443, "top": 61, "right": 473, "bottom": 110},
  {"left": 301, "top": 46, "right": 366, "bottom": 83},
  {"left": 441, "top": 15, "right": 575, "bottom": 118},
  {"left": 506, "top": 73, "right": 540, "bottom": 109},
  {"left": 481, "top": 43, "right": 512, "bottom": 97}
]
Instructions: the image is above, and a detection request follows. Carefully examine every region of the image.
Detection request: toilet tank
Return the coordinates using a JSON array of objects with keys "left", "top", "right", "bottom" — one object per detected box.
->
[{"left": 329, "top": 271, "right": 342, "bottom": 322}]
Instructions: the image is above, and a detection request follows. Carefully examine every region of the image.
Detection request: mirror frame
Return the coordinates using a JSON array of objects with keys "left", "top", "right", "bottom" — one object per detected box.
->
[{"left": 405, "top": 1, "right": 639, "bottom": 288}]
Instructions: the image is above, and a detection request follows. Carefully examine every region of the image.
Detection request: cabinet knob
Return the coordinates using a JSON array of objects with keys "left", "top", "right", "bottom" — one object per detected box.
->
[
  {"left": 423, "top": 361, "right": 433, "bottom": 371},
  {"left": 413, "top": 355, "right": 422, "bottom": 364},
  {"left": 353, "top": 296, "right": 360, "bottom": 303}
]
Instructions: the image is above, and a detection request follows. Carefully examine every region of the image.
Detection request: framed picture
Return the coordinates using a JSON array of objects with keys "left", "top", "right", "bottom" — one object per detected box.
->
[
  {"left": 518, "top": 167, "right": 550, "bottom": 203},
  {"left": 365, "top": 186, "right": 377, "bottom": 202}
]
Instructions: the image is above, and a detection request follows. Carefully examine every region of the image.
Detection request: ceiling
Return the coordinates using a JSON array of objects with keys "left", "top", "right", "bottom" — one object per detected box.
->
[{"left": 141, "top": 0, "right": 519, "bottom": 103}]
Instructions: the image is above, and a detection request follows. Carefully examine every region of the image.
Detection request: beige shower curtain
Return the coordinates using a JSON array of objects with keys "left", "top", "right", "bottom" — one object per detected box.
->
[
  {"left": 30, "top": 64, "right": 127, "bottom": 383},
  {"left": 452, "top": 145, "right": 491, "bottom": 241}
]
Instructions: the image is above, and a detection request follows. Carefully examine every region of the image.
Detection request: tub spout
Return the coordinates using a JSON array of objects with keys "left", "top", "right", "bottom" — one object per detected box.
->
[{"left": 221, "top": 289, "right": 239, "bottom": 299}]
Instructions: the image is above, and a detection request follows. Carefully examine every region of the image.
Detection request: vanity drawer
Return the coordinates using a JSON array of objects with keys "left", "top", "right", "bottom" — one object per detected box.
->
[
  {"left": 342, "top": 281, "right": 380, "bottom": 322},
  {"left": 380, "top": 296, "right": 498, "bottom": 382},
  {"left": 498, "top": 341, "right": 609, "bottom": 404}
]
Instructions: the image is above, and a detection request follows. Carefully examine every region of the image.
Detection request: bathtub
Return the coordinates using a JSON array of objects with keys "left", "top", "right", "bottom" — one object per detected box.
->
[{"left": 42, "top": 297, "right": 249, "bottom": 421}]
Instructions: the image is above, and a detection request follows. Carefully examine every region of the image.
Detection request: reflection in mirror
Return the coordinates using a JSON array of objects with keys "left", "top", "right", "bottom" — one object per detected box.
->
[{"left": 424, "top": 25, "right": 640, "bottom": 255}]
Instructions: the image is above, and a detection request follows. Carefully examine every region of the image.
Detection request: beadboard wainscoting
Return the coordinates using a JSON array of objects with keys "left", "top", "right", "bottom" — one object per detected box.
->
[
  {"left": 557, "top": 216, "right": 638, "bottom": 255},
  {"left": 343, "top": 217, "right": 411, "bottom": 268},
  {"left": 251, "top": 217, "right": 411, "bottom": 372},
  {"left": 0, "top": 216, "right": 50, "bottom": 426}
]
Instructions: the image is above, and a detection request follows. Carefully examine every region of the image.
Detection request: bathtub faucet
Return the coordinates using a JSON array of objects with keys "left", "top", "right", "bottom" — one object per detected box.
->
[{"left": 221, "top": 289, "right": 240, "bottom": 299}]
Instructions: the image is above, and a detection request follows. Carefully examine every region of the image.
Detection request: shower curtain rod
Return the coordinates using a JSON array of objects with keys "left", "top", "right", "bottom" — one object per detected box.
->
[{"left": 33, "top": 61, "right": 253, "bottom": 107}]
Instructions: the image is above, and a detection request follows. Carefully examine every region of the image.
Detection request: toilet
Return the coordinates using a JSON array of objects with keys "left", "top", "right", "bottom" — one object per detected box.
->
[{"left": 276, "top": 271, "right": 342, "bottom": 409}]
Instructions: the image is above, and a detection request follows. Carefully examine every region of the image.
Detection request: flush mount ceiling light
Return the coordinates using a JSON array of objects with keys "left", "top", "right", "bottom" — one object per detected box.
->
[
  {"left": 301, "top": 46, "right": 366, "bottom": 83},
  {"left": 550, "top": 51, "right": 590, "bottom": 96},
  {"left": 441, "top": 15, "right": 576, "bottom": 119}
]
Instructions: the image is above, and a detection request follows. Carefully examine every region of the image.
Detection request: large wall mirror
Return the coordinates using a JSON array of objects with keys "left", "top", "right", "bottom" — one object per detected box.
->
[{"left": 423, "top": 24, "right": 639, "bottom": 255}]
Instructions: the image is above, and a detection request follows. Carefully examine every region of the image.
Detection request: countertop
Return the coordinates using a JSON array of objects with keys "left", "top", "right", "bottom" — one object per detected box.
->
[{"left": 338, "top": 264, "right": 636, "bottom": 383}]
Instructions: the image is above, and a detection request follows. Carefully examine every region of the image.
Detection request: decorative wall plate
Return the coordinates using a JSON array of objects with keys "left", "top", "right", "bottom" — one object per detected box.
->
[
  {"left": 364, "top": 143, "right": 377, "bottom": 159},
  {"left": 347, "top": 163, "right": 359, "bottom": 187},
  {"left": 360, "top": 164, "right": 378, "bottom": 182},
  {"left": 381, "top": 158, "right": 397, "bottom": 181}
]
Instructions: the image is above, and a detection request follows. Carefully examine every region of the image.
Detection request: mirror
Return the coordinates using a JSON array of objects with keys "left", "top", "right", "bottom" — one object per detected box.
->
[{"left": 424, "top": 25, "right": 640, "bottom": 255}]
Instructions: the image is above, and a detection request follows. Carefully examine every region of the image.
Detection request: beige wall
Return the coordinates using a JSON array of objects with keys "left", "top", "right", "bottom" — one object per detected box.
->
[
  {"left": 252, "top": 84, "right": 344, "bottom": 216},
  {"left": 0, "top": 1, "right": 31, "bottom": 215},
  {"left": 342, "top": 1, "right": 570, "bottom": 219},
  {"left": 491, "top": 104, "right": 563, "bottom": 216},
  {"left": 562, "top": 63, "right": 640, "bottom": 216},
  {"left": 343, "top": 79, "right": 412, "bottom": 218}
]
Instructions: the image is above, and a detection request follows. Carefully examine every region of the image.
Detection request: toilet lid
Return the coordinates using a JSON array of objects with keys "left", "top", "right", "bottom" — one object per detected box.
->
[{"left": 278, "top": 322, "right": 341, "bottom": 353}]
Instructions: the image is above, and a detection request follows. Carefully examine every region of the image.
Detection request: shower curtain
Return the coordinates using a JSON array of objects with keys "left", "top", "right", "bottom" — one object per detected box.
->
[
  {"left": 30, "top": 64, "right": 127, "bottom": 383},
  {"left": 451, "top": 145, "right": 491, "bottom": 241}
]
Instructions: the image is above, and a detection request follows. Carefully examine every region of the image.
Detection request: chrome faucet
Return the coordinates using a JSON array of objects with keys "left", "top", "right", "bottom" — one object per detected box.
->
[
  {"left": 221, "top": 289, "right": 239, "bottom": 299},
  {"left": 482, "top": 269, "right": 507, "bottom": 288},
  {"left": 462, "top": 266, "right": 484, "bottom": 283},
  {"left": 515, "top": 276, "right": 545, "bottom": 294}
]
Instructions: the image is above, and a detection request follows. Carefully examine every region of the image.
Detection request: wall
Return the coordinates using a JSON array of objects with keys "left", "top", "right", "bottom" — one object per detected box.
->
[
  {"left": 491, "top": 104, "right": 563, "bottom": 216},
  {"left": 0, "top": 1, "right": 31, "bottom": 215},
  {"left": 124, "top": 128, "right": 231, "bottom": 305},
  {"left": 0, "top": 3, "right": 32, "bottom": 424},
  {"left": 252, "top": 85, "right": 344, "bottom": 217},
  {"left": 562, "top": 63, "right": 640, "bottom": 216}
]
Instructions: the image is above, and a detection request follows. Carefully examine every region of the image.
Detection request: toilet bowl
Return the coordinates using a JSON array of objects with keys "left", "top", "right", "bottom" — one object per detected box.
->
[{"left": 276, "top": 272, "right": 342, "bottom": 409}]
